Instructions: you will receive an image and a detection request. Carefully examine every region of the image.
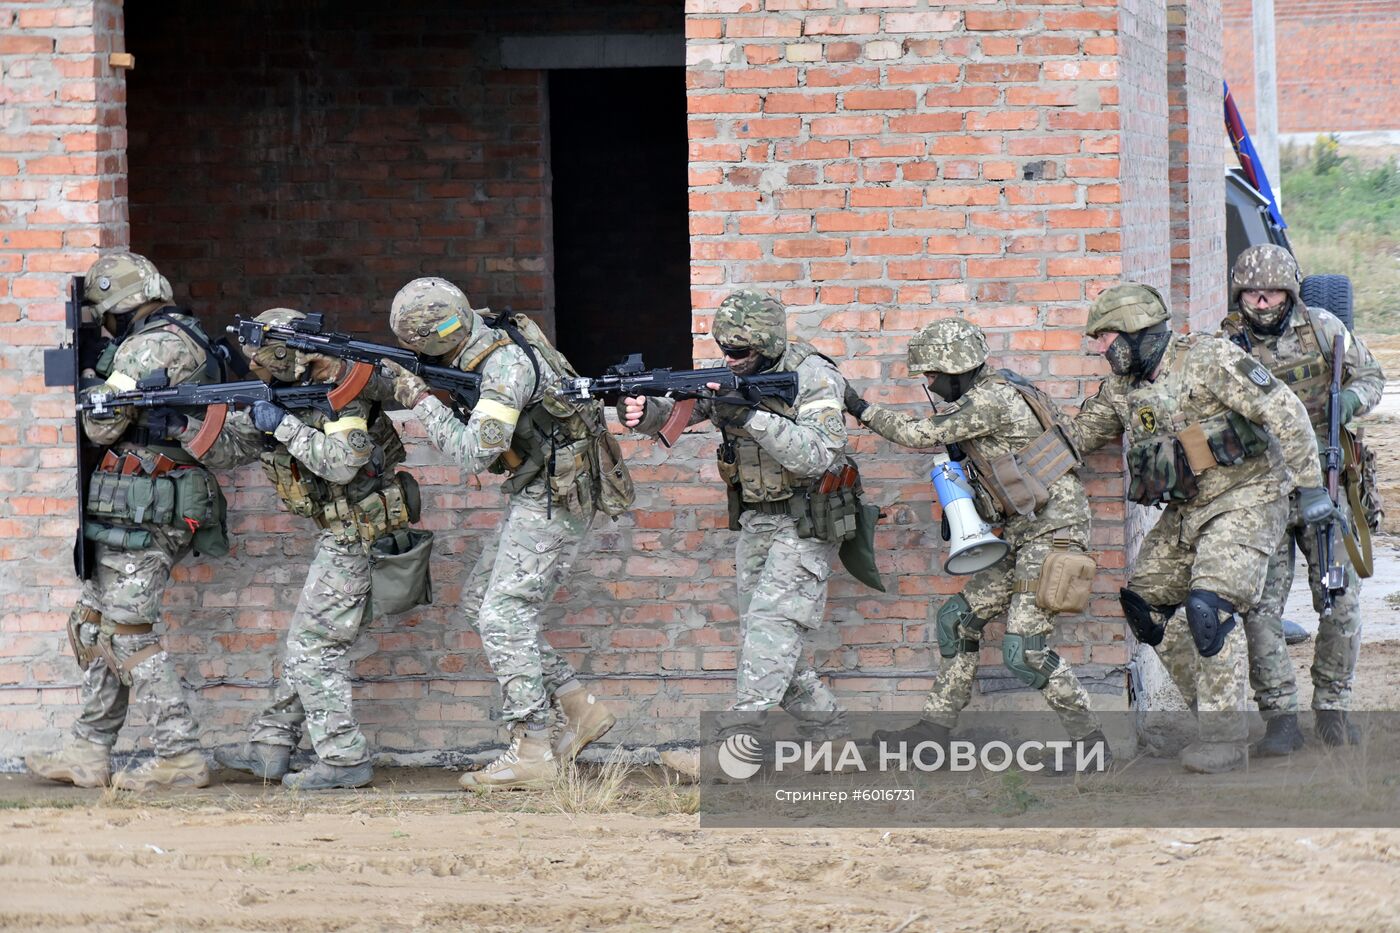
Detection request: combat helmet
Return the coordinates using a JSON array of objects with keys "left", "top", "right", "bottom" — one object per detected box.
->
[
  {"left": 83, "top": 252, "right": 172, "bottom": 317},
  {"left": 907, "top": 318, "right": 988, "bottom": 375},
  {"left": 390, "top": 277, "right": 475, "bottom": 356},
  {"left": 1084, "top": 283, "right": 1170, "bottom": 336},
  {"left": 1230, "top": 244, "right": 1302, "bottom": 310},
  {"left": 712, "top": 288, "right": 787, "bottom": 360},
  {"left": 247, "top": 308, "right": 309, "bottom": 382}
]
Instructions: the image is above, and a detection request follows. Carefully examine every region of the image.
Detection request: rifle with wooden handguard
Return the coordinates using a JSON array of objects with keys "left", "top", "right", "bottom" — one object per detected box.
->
[
  {"left": 552, "top": 353, "right": 800, "bottom": 447},
  {"left": 1318, "top": 332, "right": 1347, "bottom": 617}
]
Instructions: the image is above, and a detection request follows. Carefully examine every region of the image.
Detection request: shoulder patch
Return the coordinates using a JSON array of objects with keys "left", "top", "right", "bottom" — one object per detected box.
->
[
  {"left": 1235, "top": 357, "right": 1276, "bottom": 390},
  {"left": 479, "top": 417, "right": 507, "bottom": 449},
  {"left": 346, "top": 430, "right": 372, "bottom": 451},
  {"left": 820, "top": 410, "right": 844, "bottom": 435}
]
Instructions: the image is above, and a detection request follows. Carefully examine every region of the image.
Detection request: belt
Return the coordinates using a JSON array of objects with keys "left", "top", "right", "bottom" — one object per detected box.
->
[
  {"left": 743, "top": 498, "right": 795, "bottom": 516},
  {"left": 112, "top": 622, "right": 154, "bottom": 635}
]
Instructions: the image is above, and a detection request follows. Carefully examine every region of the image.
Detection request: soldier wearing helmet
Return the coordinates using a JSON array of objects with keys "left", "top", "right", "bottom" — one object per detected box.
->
[
  {"left": 620, "top": 288, "right": 853, "bottom": 780},
  {"left": 27, "top": 252, "right": 226, "bottom": 792},
  {"left": 183, "top": 308, "right": 420, "bottom": 790},
  {"left": 845, "top": 317, "right": 1109, "bottom": 765},
  {"left": 1220, "top": 246, "right": 1386, "bottom": 754},
  {"left": 380, "top": 278, "right": 619, "bottom": 790},
  {"left": 1072, "top": 281, "right": 1329, "bottom": 774}
]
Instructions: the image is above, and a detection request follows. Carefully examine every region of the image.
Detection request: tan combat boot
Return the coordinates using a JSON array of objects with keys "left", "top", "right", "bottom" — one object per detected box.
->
[
  {"left": 459, "top": 725, "right": 558, "bottom": 790},
  {"left": 658, "top": 749, "right": 700, "bottom": 784},
  {"left": 553, "top": 686, "right": 616, "bottom": 762},
  {"left": 111, "top": 751, "right": 211, "bottom": 792},
  {"left": 1180, "top": 741, "right": 1247, "bottom": 774},
  {"left": 26, "top": 738, "right": 111, "bottom": 788}
]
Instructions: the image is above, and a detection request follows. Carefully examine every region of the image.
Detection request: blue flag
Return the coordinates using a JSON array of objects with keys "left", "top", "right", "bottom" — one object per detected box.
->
[{"left": 1224, "top": 80, "right": 1287, "bottom": 229}]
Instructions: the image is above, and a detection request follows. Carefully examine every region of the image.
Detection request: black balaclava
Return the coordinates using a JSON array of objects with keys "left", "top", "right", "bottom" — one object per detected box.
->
[
  {"left": 927, "top": 364, "right": 984, "bottom": 405},
  {"left": 1104, "top": 323, "right": 1171, "bottom": 379}
]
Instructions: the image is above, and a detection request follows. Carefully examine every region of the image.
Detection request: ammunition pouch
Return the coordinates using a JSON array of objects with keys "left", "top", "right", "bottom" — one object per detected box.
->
[
  {"left": 976, "top": 425, "right": 1078, "bottom": 517},
  {"left": 546, "top": 436, "right": 597, "bottom": 516},
  {"left": 369, "top": 528, "right": 435, "bottom": 617},
  {"left": 1017, "top": 542, "right": 1095, "bottom": 615},
  {"left": 84, "top": 464, "right": 225, "bottom": 552},
  {"left": 317, "top": 471, "right": 419, "bottom": 546},
  {"left": 1126, "top": 436, "right": 1198, "bottom": 505},
  {"left": 804, "top": 479, "right": 860, "bottom": 544}
]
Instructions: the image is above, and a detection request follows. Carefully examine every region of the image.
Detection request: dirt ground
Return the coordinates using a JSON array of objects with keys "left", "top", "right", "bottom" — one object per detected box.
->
[{"left": 3, "top": 337, "right": 1399, "bottom": 932}]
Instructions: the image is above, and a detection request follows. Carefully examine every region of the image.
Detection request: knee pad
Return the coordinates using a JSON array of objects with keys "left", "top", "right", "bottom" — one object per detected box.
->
[
  {"left": 1119, "top": 588, "right": 1169, "bottom": 647},
  {"left": 1002, "top": 633, "right": 1061, "bottom": 689},
  {"left": 1185, "top": 589, "right": 1239, "bottom": 658},
  {"left": 936, "top": 594, "right": 984, "bottom": 659}
]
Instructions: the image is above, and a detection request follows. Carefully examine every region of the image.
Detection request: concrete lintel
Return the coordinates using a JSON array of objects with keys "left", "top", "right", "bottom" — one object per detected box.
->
[{"left": 500, "top": 33, "right": 682, "bottom": 70}]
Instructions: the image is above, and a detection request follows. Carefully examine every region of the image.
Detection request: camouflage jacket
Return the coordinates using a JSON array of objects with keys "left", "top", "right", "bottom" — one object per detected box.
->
[
  {"left": 622, "top": 339, "right": 848, "bottom": 501},
  {"left": 409, "top": 315, "right": 560, "bottom": 481},
  {"left": 861, "top": 368, "right": 1088, "bottom": 541},
  {"left": 1073, "top": 332, "right": 1324, "bottom": 521},
  {"left": 1218, "top": 305, "right": 1385, "bottom": 435},
  {"left": 82, "top": 306, "right": 219, "bottom": 464}
]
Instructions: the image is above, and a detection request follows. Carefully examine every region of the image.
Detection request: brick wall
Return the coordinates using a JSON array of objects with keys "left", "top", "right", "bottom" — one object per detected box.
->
[
  {"left": 0, "top": 0, "right": 1231, "bottom": 765},
  {"left": 1223, "top": 0, "right": 1400, "bottom": 135}
]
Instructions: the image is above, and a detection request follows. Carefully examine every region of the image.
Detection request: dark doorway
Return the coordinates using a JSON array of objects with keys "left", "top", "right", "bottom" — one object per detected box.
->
[{"left": 548, "top": 68, "right": 691, "bottom": 375}]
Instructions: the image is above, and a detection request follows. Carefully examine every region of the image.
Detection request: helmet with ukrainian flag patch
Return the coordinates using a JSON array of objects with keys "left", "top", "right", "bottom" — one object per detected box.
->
[{"left": 390, "top": 277, "right": 475, "bottom": 356}]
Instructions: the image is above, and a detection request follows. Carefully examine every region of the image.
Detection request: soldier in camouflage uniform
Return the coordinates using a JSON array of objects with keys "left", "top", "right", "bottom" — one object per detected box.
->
[
  {"left": 27, "top": 252, "right": 221, "bottom": 792},
  {"left": 844, "top": 318, "right": 1109, "bottom": 764},
  {"left": 620, "top": 288, "right": 851, "bottom": 779},
  {"left": 381, "top": 277, "right": 618, "bottom": 790},
  {"left": 1220, "top": 246, "right": 1386, "bottom": 753},
  {"left": 192, "top": 308, "right": 418, "bottom": 790},
  {"left": 1072, "top": 283, "right": 1330, "bottom": 773}
]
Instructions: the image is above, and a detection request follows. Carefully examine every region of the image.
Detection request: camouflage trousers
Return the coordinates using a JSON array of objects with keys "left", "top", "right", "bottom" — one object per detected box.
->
[
  {"left": 251, "top": 532, "right": 373, "bottom": 765},
  {"left": 724, "top": 511, "right": 842, "bottom": 738},
  {"left": 463, "top": 483, "right": 590, "bottom": 727},
  {"left": 72, "top": 536, "right": 200, "bottom": 758},
  {"left": 1244, "top": 493, "right": 1362, "bottom": 713},
  {"left": 1130, "top": 495, "right": 1288, "bottom": 742},
  {"left": 923, "top": 524, "right": 1100, "bottom": 740}
]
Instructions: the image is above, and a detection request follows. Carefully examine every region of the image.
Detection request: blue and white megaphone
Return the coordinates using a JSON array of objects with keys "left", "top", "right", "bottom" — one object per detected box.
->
[{"left": 931, "top": 452, "right": 1009, "bottom": 574}]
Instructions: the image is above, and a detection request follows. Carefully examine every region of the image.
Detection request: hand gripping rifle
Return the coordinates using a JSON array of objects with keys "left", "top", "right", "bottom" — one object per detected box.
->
[
  {"left": 1318, "top": 332, "right": 1347, "bottom": 617},
  {"left": 79, "top": 371, "right": 351, "bottom": 458},
  {"left": 230, "top": 313, "right": 482, "bottom": 409},
  {"left": 552, "top": 353, "right": 800, "bottom": 447}
]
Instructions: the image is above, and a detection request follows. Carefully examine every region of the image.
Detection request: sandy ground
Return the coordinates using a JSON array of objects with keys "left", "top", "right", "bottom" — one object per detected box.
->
[{"left": 3, "top": 335, "right": 1399, "bottom": 931}]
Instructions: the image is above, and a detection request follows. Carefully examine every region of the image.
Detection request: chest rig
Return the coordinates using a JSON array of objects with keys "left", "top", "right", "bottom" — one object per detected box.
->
[
  {"left": 1222, "top": 306, "right": 1332, "bottom": 425},
  {"left": 113, "top": 310, "right": 227, "bottom": 464},
  {"left": 715, "top": 341, "right": 823, "bottom": 506},
  {"left": 957, "top": 370, "right": 1081, "bottom": 519},
  {"left": 261, "top": 407, "right": 415, "bottom": 546}
]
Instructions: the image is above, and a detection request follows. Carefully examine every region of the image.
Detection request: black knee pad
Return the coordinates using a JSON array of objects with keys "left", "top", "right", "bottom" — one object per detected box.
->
[
  {"left": 1119, "top": 588, "right": 1168, "bottom": 647},
  {"left": 1185, "top": 589, "right": 1239, "bottom": 658}
]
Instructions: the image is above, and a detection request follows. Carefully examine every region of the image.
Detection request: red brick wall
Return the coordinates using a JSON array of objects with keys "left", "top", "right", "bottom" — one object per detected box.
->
[
  {"left": 1223, "top": 0, "right": 1400, "bottom": 134},
  {"left": 0, "top": 0, "right": 1234, "bottom": 765}
]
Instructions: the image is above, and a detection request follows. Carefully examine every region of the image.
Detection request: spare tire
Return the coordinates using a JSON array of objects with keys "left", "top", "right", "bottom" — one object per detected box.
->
[{"left": 1300, "top": 274, "right": 1354, "bottom": 331}]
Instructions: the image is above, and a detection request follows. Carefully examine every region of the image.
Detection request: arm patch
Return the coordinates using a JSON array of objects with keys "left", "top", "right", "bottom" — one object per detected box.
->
[{"left": 1235, "top": 357, "right": 1277, "bottom": 391}]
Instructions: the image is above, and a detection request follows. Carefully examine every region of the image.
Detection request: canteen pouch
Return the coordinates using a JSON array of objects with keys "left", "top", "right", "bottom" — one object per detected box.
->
[{"left": 369, "top": 528, "right": 434, "bottom": 617}]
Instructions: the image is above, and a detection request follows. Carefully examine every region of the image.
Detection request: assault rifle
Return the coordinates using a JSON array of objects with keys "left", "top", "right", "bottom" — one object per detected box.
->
[
  {"left": 1318, "top": 332, "right": 1347, "bottom": 617},
  {"left": 79, "top": 372, "right": 353, "bottom": 459},
  {"left": 553, "top": 353, "right": 800, "bottom": 447},
  {"left": 230, "top": 313, "right": 482, "bottom": 408}
]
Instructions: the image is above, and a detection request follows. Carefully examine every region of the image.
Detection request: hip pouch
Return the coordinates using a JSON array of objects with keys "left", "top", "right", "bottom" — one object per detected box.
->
[
  {"left": 369, "top": 528, "right": 434, "bottom": 617},
  {"left": 595, "top": 430, "right": 636, "bottom": 518},
  {"left": 1126, "top": 436, "right": 1199, "bottom": 505},
  {"left": 1033, "top": 546, "right": 1097, "bottom": 615}
]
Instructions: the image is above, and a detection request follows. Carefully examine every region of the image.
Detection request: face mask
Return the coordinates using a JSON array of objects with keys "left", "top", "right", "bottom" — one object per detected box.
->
[
  {"left": 1104, "top": 326, "right": 1170, "bottom": 379},
  {"left": 927, "top": 365, "right": 981, "bottom": 403},
  {"left": 1243, "top": 296, "right": 1293, "bottom": 336}
]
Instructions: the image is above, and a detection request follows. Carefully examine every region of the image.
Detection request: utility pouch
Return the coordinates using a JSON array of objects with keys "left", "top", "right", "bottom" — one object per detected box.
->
[
  {"left": 350, "top": 476, "right": 417, "bottom": 545},
  {"left": 369, "top": 528, "right": 435, "bottom": 617},
  {"left": 172, "top": 468, "right": 220, "bottom": 530},
  {"left": 1203, "top": 410, "right": 1269, "bottom": 467},
  {"left": 1034, "top": 547, "right": 1097, "bottom": 615},
  {"left": 1175, "top": 422, "right": 1217, "bottom": 475},
  {"left": 595, "top": 430, "right": 635, "bottom": 518},
  {"left": 1126, "top": 436, "right": 1198, "bottom": 505},
  {"left": 190, "top": 477, "right": 230, "bottom": 557}
]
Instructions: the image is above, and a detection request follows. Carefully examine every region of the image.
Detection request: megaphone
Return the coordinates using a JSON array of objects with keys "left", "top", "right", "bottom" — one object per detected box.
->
[{"left": 931, "top": 453, "right": 1009, "bottom": 575}]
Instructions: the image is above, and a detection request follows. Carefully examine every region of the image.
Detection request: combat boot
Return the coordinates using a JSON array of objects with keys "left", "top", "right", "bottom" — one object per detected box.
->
[
  {"left": 111, "top": 751, "right": 211, "bottom": 792},
  {"left": 460, "top": 725, "right": 558, "bottom": 790},
  {"left": 281, "top": 760, "right": 373, "bottom": 791},
  {"left": 25, "top": 737, "right": 111, "bottom": 788},
  {"left": 658, "top": 748, "right": 700, "bottom": 783},
  {"left": 1315, "top": 710, "right": 1361, "bottom": 747},
  {"left": 1253, "top": 714, "right": 1305, "bottom": 758},
  {"left": 870, "top": 719, "right": 951, "bottom": 752},
  {"left": 553, "top": 685, "right": 616, "bottom": 762},
  {"left": 215, "top": 742, "right": 292, "bottom": 780},
  {"left": 1180, "top": 741, "right": 1247, "bottom": 774}
]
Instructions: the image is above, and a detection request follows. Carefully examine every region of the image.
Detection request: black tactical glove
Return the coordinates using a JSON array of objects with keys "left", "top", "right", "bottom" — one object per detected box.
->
[
  {"left": 844, "top": 383, "right": 869, "bottom": 419},
  {"left": 252, "top": 400, "right": 287, "bottom": 434},
  {"left": 709, "top": 383, "right": 763, "bottom": 427},
  {"left": 1296, "top": 486, "right": 1339, "bottom": 525},
  {"left": 144, "top": 407, "right": 187, "bottom": 440}
]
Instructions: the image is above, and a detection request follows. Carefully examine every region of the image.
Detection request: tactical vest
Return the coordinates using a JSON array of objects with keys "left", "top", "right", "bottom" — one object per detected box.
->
[
  {"left": 958, "top": 370, "right": 1081, "bottom": 519},
  {"left": 463, "top": 313, "right": 633, "bottom": 516},
  {"left": 1222, "top": 307, "right": 1332, "bottom": 425},
  {"left": 260, "top": 406, "right": 415, "bottom": 546},
  {"left": 1123, "top": 339, "right": 1270, "bottom": 505}
]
